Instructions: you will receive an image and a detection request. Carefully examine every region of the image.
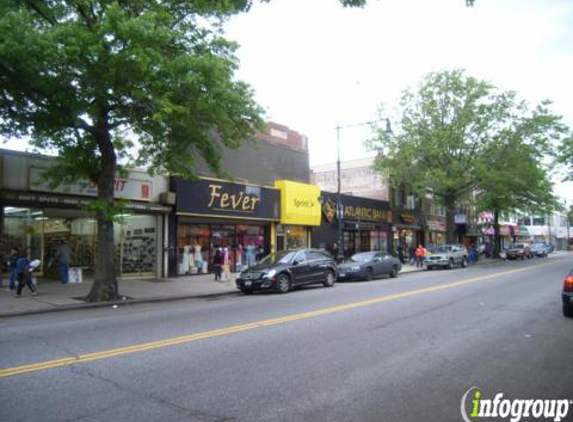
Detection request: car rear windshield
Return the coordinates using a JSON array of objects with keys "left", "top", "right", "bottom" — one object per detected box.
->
[{"left": 350, "top": 253, "right": 376, "bottom": 262}]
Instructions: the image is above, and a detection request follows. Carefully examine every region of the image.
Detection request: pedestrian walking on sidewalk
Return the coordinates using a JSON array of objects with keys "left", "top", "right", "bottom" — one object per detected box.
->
[
  {"left": 213, "top": 248, "right": 223, "bottom": 282},
  {"left": 56, "top": 240, "right": 71, "bottom": 284},
  {"left": 14, "top": 249, "right": 37, "bottom": 298},
  {"left": 469, "top": 243, "right": 477, "bottom": 265},
  {"left": 415, "top": 245, "right": 427, "bottom": 268}
]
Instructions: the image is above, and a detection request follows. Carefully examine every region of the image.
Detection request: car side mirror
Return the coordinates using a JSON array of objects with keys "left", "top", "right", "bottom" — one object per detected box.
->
[{"left": 293, "top": 260, "right": 300, "bottom": 266}]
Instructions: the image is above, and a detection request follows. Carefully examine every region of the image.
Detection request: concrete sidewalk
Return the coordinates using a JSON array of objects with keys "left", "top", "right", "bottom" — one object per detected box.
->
[{"left": 2, "top": 253, "right": 563, "bottom": 318}]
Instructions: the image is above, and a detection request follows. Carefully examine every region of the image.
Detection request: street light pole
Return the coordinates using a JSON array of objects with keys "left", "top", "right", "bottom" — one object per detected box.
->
[
  {"left": 336, "top": 125, "right": 344, "bottom": 264},
  {"left": 334, "top": 119, "right": 392, "bottom": 264}
]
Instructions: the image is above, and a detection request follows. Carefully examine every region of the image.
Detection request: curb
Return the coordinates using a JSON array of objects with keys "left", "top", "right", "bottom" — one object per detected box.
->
[{"left": 0, "top": 256, "right": 540, "bottom": 318}]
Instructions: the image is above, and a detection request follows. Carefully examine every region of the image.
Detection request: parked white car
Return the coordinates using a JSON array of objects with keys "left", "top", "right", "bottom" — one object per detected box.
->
[{"left": 425, "top": 244, "right": 468, "bottom": 270}]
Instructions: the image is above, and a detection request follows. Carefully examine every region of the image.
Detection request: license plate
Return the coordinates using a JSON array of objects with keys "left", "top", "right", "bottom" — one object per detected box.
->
[
  {"left": 339, "top": 273, "right": 346, "bottom": 277},
  {"left": 244, "top": 281, "right": 252, "bottom": 287}
]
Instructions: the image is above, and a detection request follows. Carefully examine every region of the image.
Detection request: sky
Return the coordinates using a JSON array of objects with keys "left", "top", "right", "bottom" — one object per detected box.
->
[
  {"left": 3, "top": 0, "right": 573, "bottom": 203},
  {"left": 223, "top": 0, "right": 573, "bottom": 203}
]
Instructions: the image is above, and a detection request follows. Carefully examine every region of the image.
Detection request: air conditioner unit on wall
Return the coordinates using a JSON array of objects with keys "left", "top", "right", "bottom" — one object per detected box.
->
[{"left": 159, "top": 192, "right": 176, "bottom": 205}]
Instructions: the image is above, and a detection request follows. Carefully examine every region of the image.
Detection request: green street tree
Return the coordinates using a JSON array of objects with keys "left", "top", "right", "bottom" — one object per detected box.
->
[
  {"left": 369, "top": 70, "right": 510, "bottom": 242},
  {"left": 474, "top": 103, "right": 565, "bottom": 257},
  {"left": 557, "top": 136, "right": 573, "bottom": 181},
  {"left": 368, "top": 70, "right": 568, "bottom": 244},
  {"left": 0, "top": 1, "right": 269, "bottom": 301}
]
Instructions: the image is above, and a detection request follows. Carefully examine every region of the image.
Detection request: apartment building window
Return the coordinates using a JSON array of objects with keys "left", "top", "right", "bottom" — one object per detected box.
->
[{"left": 406, "top": 195, "right": 416, "bottom": 210}]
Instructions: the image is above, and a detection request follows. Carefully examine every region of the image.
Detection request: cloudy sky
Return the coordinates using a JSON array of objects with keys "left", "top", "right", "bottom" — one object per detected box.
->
[{"left": 224, "top": 0, "right": 573, "bottom": 201}]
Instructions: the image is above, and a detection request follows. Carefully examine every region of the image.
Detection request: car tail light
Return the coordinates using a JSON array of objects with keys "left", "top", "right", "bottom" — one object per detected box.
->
[{"left": 564, "top": 276, "right": 573, "bottom": 292}]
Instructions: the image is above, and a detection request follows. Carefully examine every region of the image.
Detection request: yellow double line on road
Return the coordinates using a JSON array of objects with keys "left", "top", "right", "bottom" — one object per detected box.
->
[{"left": 0, "top": 260, "right": 561, "bottom": 379}]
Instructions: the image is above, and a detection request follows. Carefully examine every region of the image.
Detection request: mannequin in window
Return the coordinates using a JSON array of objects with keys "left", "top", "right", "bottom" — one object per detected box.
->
[
  {"left": 246, "top": 243, "right": 255, "bottom": 268},
  {"left": 182, "top": 245, "right": 190, "bottom": 274}
]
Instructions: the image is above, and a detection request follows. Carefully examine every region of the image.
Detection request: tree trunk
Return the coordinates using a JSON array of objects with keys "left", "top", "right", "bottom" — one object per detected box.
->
[
  {"left": 86, "top": 115, "right": 119, "bottom": 302},
  {"left": 493, "top": 210, "right": 501, "bottom": 259}
]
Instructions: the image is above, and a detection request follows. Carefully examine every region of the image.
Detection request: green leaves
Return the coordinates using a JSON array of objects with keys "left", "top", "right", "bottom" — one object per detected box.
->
[{"left": 369, "top": 69, "right": 569, "bottom": 240}]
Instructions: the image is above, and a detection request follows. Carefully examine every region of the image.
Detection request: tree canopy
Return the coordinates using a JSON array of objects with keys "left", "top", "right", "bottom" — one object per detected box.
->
[
  {"left": 0, "top": 0, "right": 269, "bottom": 301},
  {"left": 368, "top": 70, "right": 568, "bottom": 243}
]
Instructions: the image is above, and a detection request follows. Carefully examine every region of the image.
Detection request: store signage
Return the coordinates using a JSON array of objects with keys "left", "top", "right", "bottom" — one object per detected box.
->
[
  {"left": 400, "top": 213, "right": 416, "bottom": 224},
  {"left": 0, "top": 191, "right": 171, "bottom": 213},
  {"left": 320, "top": 193, "right": 390, "bottom": 224},
  {"left": 174, "top": 177, "right": 280, "bottom": 221},
  {"left": 344, "top": 206, "right": 389, "bottom": 222},
  {"left": 427, "top": 219, "right": 447, "bottom": 231},
  {"left": 322, "top": 198, "right": 337, "bottom": 224},
  {"left": 275, "top": 180, "right": 321, "bottom": 226},
  {"left": 207, "top": 184, "right": 260, "bottom": 212},
  {"left": 29, "top": 167, "right": 152, "bottom": 202}
]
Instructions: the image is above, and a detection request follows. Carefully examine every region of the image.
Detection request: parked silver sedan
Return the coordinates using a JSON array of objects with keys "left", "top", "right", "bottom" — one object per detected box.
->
[{"left": 337, "top": 251, "right": 401, "bottom": 281}]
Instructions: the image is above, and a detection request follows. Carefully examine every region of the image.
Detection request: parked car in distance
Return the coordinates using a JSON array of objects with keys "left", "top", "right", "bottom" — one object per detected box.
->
[
  {"left": 562, "top": 268, "right": 573, "bottom": 317},
  {"left": 530, "top": 242, "right": 549, "bottom": 258},
  {"left": 235, "top": 249, "right": 337, "bottom": 294},
  {"left": 337, "top": 251, "right": 401, "bottom": 281},
  {"left": 505, "top": 243, "right": 532, "bottom": 260},
  {"left": 425, "top": 244, "right": 468, "bottom": 270}
]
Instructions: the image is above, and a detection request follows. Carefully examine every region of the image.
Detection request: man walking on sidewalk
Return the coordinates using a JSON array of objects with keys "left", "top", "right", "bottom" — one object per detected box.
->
[{"left": 415, "top": 245, "right": 427, "bottom": 268}]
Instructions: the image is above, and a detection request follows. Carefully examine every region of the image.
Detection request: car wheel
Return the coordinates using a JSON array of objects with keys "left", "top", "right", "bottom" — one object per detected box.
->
[
  {"left": 448, "top": 259, "right": 454, "bottom": 270},
  {"left": 461, "top": 257, "right": 468, "bottom": 268},
  {"left": 364, "top": 267, "right": 374, "bottom": 281},
  {"left": 563, "top": 305, "right": 573, "bottom": 318},
  {"left": 323, "top": 270, "right": 335, "bottom": 287},
  {"left": 389, "top": 265, "right": 398, "bottom": 278},
  {"left": 275, "top": 273, "right": 290, "bottom": 294}
]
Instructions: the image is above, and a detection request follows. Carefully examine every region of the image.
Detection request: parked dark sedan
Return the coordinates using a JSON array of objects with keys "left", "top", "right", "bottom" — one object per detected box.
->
[
  {"left": 235, "top": 249, "right": 337, "bottom": 294},
  {"left": 337, "top": 251, "right": 401, "bottom": 281},
  {"left": 563, "top": 269, "right": 573, "bottom": 318},
  {"left": 505, "top": 243, "right": 532, "bottom": 260}
]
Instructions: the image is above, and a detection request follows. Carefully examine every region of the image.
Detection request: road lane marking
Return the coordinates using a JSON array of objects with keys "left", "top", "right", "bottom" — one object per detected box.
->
[{"left": 0, "top": 259, "right": 562, "bottom": 378}]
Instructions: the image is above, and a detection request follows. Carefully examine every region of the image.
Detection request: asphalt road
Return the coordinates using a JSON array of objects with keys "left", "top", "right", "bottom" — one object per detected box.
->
[{"left": 1, "top": 255, "right": 572, "bottom": 422}]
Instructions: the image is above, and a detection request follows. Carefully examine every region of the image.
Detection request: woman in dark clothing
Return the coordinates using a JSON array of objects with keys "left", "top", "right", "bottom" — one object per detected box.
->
[
  {"left": 14, "top": 249, "right": 37, "bottom": 298},
  {"left": 213, "top": 248, "right": 224, "bottom": 282},
  {"left": 8, "top": 247, "right": 19, "bottom": 291}
]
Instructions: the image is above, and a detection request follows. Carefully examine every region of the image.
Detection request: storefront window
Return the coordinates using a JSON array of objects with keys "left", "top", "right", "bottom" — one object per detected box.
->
[
  {"left": 286, "top": 225, "right": 308, "bottom": 250},
  {"left": 117, "top": 215, "right": 157, "bottom": 276},
  {"left": 370, "top": 230, "right": 388, "bottom": 253},
  {"left": 177, "top": 224, "right": 209, "bottom": 275},
  {"left": 237, "top": 225, "right": 265, "bottom": 270},
  {"left": 2, "top": 207, "right": 43, "bottom": 274}
]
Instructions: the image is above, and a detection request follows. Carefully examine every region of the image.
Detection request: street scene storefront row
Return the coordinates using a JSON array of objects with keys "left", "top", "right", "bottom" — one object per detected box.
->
[
  {"left": 0, "top": 150, "right": 171, "bottom": 280},
  {"left": 169, "top": 177, "right": 280, "bottom": 276},
  {"left": 312, "top": 192, "right": 393, "bottom": 260}
]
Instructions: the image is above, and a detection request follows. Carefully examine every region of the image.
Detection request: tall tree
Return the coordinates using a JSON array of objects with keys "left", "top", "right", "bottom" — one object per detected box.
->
[
  {"left": 368, "top": 70, "right": 511, "bottom": 242},
  {"left": 369, "top": 70, "right": 568, "bottom": 244},
  {"left": 474, "top": 103, "right": 564, "bottom": 257},
  {"left": 557, "top": 136, "right": 573, "bottom": 181},
  {"left": 0, "top": 0, "right": 268, "bottom": 301}
]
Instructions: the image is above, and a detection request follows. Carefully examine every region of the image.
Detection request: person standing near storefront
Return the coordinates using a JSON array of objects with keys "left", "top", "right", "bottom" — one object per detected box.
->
[
  {"left": 415, "top": 245, "right": 427, "bottom": 268},
  {"left": 56, "top": 240, "right": 71, "bottom": 284},
  {"left": 14, "top": 249, "right": 37, "bottom": 298},
  {"left": 469, "top": 243, "right": 477, "bottom": 265},
  {"left": 8, "top": 247, "right": 19, "bottom": 291},
  {"left": 212, "top": 248, "right": 223, "bottom": 282}
]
